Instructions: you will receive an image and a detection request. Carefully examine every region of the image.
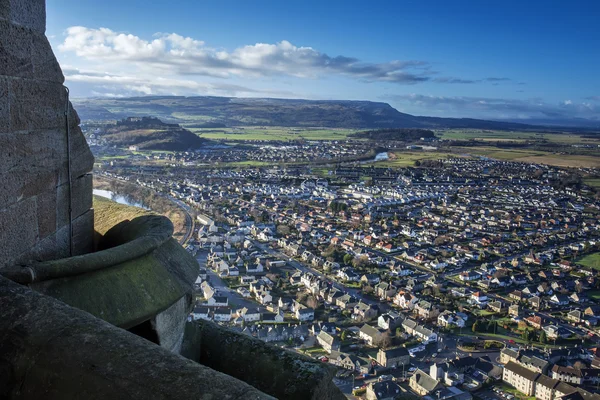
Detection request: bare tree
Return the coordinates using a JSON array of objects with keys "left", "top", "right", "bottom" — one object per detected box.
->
[{"left": 306, "top": 295, "right": 319, "bottom": 309}]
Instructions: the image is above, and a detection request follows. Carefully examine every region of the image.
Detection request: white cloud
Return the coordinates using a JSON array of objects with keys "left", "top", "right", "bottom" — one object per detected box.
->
[{"left": 59, "top": 26, "right": 447, "bottom": 84}]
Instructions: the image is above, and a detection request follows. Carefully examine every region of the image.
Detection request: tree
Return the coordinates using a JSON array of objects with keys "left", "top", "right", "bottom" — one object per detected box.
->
[
  {"left": 341, "top": 330, "right": 348, "bottom": 341},
  {"left": 362, "top": 284, "right": 374, "bottom": 295},
  {"left": 277, "top": 225, "right": 291, "bottom": 236},
  {"left": 343, "top": 254, "right": 354, "bottom": 265},
  {"left": 377, "top": 331, "right": 393, "bottom": 349},
  {"left": 352, "top": 255, "right": 369, "bottom": 269},
  {"left": 472, "top": 321, "right": 479, "bottom": 333},
  {"left": 539, "top": 330, "right": 547, "bottom": 344}
]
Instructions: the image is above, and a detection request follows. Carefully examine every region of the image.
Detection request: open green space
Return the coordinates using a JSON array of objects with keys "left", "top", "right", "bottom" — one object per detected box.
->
[
  {"left": 437, "top": 129, "right": 600, "bottom": 145},
  {"left": 374, "top": 151, "right": 462, "bottom": 167},
  {"left": 188, "top": 126, "right": 360, "bottom": 142},
  {"left": 575, "top": 252, "right": 600, "bottom": 270}
]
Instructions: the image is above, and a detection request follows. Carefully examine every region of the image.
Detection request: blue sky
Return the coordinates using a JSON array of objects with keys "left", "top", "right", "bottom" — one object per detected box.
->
[{"left": 47, "top": 0, "right": 600, "bottom": 122}]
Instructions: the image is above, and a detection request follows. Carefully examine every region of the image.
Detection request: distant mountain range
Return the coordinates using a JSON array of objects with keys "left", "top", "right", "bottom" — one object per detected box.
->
[{"left": 72, "top": 96, "right": 598, "bottom": 130}]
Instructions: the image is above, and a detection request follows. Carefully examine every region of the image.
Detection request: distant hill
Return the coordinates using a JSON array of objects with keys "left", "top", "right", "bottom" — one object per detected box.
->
[
  {"left": 72, "top": 95, "right": 589, "bottom": 130},
  {"left": 103, "top": 117, "right": 208, "bottom": 151}
]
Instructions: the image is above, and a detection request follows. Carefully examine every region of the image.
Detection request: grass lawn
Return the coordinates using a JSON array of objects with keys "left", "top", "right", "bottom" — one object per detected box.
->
[{"left": 575, "top": 252, "right": 600, "bottom": 270}]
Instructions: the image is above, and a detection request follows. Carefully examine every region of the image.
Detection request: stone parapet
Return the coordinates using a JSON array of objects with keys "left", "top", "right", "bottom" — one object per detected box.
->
[
  {"left": 182, "top": 320, "right": 346, "bottom": 400},
  {"left": 0, "top": 275, "right": 274, "bottom": 400}
]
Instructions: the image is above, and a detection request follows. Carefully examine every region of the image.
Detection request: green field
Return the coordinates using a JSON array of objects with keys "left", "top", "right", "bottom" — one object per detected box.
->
[
  {"left": 188, "top": 126, "right": 359, "bottom": 142},
  {"left": 576, "top": 252, "right": 600, "bottom": 270},
  {"left": 584, "top": 179, "right": 600, "bottom": 188},
  {"left": 437, "top": 129, "right": 600, "bottom": 145},
  {"left": 375, "top": 151, "right": 461, "bottom": 167}
]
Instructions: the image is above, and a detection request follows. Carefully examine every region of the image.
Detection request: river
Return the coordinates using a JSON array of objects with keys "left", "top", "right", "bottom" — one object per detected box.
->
[{"left": 93, "top": 189, "right": 150, "bottom": 209}]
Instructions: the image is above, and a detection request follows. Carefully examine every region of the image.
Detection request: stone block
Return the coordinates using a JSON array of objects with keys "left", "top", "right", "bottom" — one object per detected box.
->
[
  {"left": 67, "top": 125, "right": 95, "bottom": 179},
  {"left": 36, "top": 190, "right": 58, "bottom": 240},
  {"left": 71, "top": 209, "right": 94, "bottom": 256},
  {"left": 0, "top": 20, "right": 33, "bottom": 78},
  {"left": 0, "top": 128, "right": 67, "bottom": 175},
  {"left": 31, "top": 32, "right": 64, "bottom": 83},
  {"left": 68, "top": 102, "right": 81, "bottom": 128},
  {"left": 0, "top": 170, "right": 57, "bottom": 210},
  {"left": 9, "top": 77, "right": 66, "bottom": 132},
  {"left": 0, "top": 197, "right": 38, "bottom": 269},
  {"left": 25, "top": 223, "right": 71, "bottom": 263},
  {"left": 56, "top": 173, "right": 93, "bottom": 228},
  {"left": 0, "top": 0, "right": 46, "bottom": 33},
  {"left": 0, "top": 77, "right": 8, "bottom": 133}
]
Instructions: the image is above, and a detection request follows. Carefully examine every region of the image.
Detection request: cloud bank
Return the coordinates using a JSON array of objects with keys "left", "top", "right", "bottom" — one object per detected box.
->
[
  {"left": 58, "top": 26, "right": 509, "bottom": 97},
  {"left": 383, "top": 93, "right": 599, "bottom": 121}
]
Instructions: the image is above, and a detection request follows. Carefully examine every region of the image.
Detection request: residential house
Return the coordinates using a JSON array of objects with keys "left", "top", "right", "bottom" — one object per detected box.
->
[
  {"left": 503, "top": 361, "right": 539, "bottom": 397},
  {"left": 316, "top": 331, "right": 340, "bottom": 354},
  {"left": 374, "top": 281, "right": 397, "bottom": 300},
  {"left": 394, "top": 291, "right": 418, "bottom": 310},
  {"left": 213, "top": 308, "right": 232, "bottom": 322},
  {"left": 551, "top": 365, "right": 583, "bottom": 385},
  {"left": 359, "top": 324, "right": 384, "bottom": 346},
  {"left": 377, "top": 347, "right": 410, "bottom": 368},
  {"left": 378, "top": 312, "right": 403, "bottom": 331},
  {"left": 192, "top": 305, "right": 210, "bottom": 321},
  {"left": 410, "top": 369, "right": 443, "bottom": 396},
  {"left": 295, "top": 307, "right": 315, "bottom": 321},
  {"left": 367, "top": 380, "right": 402, "bottom": 400},
  {"left": 339, "top": 354, "right": 369, "bottom": 374},
  {"left": 414, "top": 300, "right": 440, "bottom": 320},
  {"left": 353, "top": 302, "right": 379, "bottom": 321}
]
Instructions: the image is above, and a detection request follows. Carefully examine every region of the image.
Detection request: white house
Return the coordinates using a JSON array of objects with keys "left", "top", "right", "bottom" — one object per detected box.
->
[{"left": 213, "top": 308, "right": 232, "bottom": 322}]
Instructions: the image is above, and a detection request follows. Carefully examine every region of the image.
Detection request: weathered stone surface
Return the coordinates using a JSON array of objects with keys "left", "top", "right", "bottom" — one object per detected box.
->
[
  {"left": 0, "top": 77, "right": 8, "bottom": 132},
  {"left": 9, "top": 77, "right": 66, "bottom": 132},
  {"left": 25, "top": 223, "right": 71, "bottom": 263},
  {"left": 31, "top": 32, "right": 63, "bottom": 82},
  {"left": 71, "top": 208, "right": 93, "bottom": 256},
  {"left": 0, "top": 0, "right": 46, "bottom": 33},
  {"left": 61, "top": 125, "right": 95, "bottom": 183},
  {"left": 0, "top": 20, "right": 33, "bottom": 78},
  {"left": 56, "top": 173, "right": 93, "bottom": 228},
  {"left": 30, "top": 213, "right": 197, "bottom": 330},
  {"left": 0, "top": 128, "right": 67, "bottom": 174},
  {"left": 0, "top": 198, "right": 38, "bottom": 268},
  {"left": 153, "top": 295, "right": 192, "bottom": 353},
  {"left": 0, "top": 0, "right": 94, "bottom": 268},
  {"left": 182, "top": 320, "right": 346, "bottom": 400},
  {"left": 0, "top": 276, "right": 274, "bottom": 400},
  {"left": 36, "top": 189, "right": 58, "bottom": 240}
]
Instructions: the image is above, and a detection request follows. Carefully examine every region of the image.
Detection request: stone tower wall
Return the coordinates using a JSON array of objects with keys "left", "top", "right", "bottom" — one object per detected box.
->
[{"left": 0, "top": 0, "right": 94, "bottom": 268}]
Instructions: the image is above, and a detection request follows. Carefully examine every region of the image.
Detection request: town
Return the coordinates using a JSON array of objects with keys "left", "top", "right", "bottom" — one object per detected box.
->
[{"left": 91, "top": 130, "right": 600, "bottom": 400}]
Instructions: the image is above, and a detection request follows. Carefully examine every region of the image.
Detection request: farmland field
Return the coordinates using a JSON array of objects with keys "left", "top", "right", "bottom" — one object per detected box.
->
[
  {"left": 187, "top": 126, "right": 359, "bottom": 141},
  {"left": 437, "top": 129, "right": 600, "bottom": 145}
]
